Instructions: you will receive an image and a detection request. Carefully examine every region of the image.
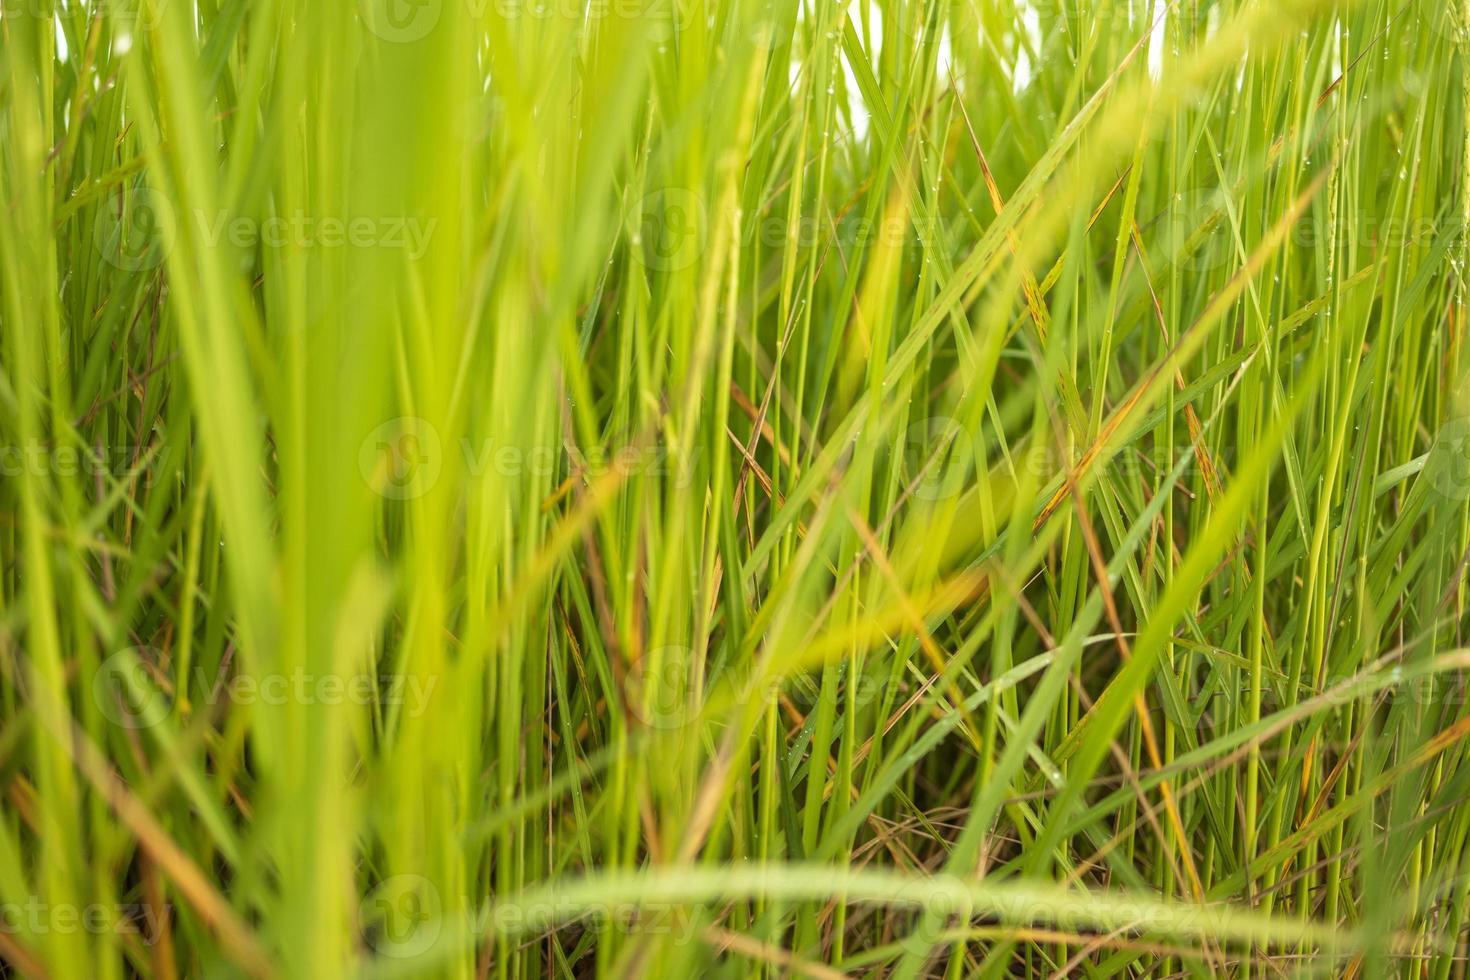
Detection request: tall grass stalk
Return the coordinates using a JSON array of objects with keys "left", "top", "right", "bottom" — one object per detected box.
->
[{"left": 1, "top": 0, "right": 1467, "bottom": 976}]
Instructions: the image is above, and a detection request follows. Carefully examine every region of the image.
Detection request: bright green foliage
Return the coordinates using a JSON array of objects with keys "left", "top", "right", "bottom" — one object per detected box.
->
[{"left": 0, "top": 0, "right": 1467, "bottom": 976}]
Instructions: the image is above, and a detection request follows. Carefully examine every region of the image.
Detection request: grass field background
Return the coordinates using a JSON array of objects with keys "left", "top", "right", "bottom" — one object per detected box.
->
[{"left": 1, "top": 0, "right": 1469, "bottom": 976}]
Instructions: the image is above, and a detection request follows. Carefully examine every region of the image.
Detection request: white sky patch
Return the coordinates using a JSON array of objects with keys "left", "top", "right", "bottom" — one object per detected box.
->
[
  {"left": 1331, "top": 18, "right": 1344, "bottom": 81},
  {"left": 832, "top": 5, "right": 881, "bottom": 143},
  {"left": 841, "top": 54, "right": 870, "bottom": 142},
  {"left": 1147, "top": 6, "right": 1168, "bottom": 81},
  {"left": 1013, "top": 47, "right": 1033, "bottom": 94},
  {"left": 56, "top": 13, "right": 71, "bottom": 63},
  {"left": 1014, "top": 4, "right": 1040, "bottom": 93}
]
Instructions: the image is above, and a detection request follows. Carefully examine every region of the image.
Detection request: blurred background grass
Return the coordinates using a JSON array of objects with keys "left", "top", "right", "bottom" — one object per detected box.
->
[{"left": 0, "top": 0, "right": 1468, "bottom": 976}]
